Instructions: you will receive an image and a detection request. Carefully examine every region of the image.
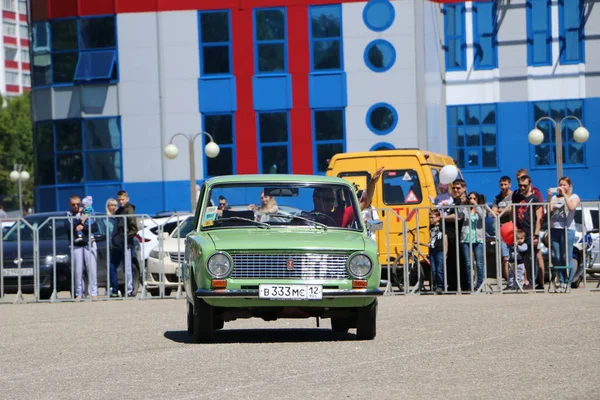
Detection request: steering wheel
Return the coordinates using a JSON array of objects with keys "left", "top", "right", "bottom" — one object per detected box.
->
[{"left": 304, "top": 211, "right": 338, "bottom": 226}]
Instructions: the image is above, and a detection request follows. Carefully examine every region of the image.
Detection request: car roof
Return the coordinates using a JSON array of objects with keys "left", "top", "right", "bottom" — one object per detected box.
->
[{"left": 204, "top": 174, "right": 353, "bottom": 186}]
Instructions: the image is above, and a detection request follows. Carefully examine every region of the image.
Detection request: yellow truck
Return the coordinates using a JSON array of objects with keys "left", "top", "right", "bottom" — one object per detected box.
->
[{"left": 326, "top": 148, "right": 460, "bottom": 288}]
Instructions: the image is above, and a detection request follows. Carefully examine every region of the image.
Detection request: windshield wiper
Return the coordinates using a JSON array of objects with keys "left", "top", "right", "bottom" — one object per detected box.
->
[
  {"left": 215, "top": 217, "right": 271, "bottom": 229},
  {"left": 271, "top": 212, "right": 328, "bottom": 231}
]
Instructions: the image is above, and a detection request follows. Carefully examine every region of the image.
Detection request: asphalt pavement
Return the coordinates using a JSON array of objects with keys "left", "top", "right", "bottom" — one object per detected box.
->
[{"left": 1, "top": 292, "right": 599, "bottom": 400}]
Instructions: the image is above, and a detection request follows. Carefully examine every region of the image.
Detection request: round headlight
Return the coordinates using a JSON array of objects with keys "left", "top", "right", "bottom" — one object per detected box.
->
[
  {"left": 207, "top": 253, "right": 233, "bottom": 278},
  {"left": 348, "top": 254, "right": 372, "bottom": 278}
]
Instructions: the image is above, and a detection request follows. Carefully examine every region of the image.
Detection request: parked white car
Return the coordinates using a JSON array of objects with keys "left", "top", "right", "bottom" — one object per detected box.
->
[
  {"left": 145, "top": 215, "right": 194, "bottom": 296},
  {"left": 135, "top": 213, "right": 192, "bottom": 260}
]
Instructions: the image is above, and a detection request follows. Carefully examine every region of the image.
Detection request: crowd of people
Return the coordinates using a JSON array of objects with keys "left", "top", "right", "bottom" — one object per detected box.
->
[{"left": 428, "top": 168, "right": 581, "bottom": 294}]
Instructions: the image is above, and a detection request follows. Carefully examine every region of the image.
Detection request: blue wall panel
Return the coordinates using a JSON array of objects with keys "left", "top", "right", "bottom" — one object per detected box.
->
[
  {"left": 123, "top": 181, "right": 167, "bottom": 215},
  {"left": 198, "top": 77, "right": 237, "bottom": 113},
  {"left": 252, "top": 75, "right": 292, "bottom": 110},
  {"left": 309, "top": 72, "right": 347, "bottom": 108},
  {"left": 459, "top": 98, "right": 600, "bottom": 203}
]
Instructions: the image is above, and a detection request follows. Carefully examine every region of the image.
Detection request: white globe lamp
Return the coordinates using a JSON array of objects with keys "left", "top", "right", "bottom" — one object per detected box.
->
[
  {"left": 528, "top": 128, "right": 544, "bottom": 146},
  {"left": 20, "top": 171, "right": 30, "bottom": 181},
  {"left": 204, "top": 141, "right": 220, "bottom": 158},
  {"left": 573, "top": 126, "right": 589, "bottom": 143},
  {"left": 9, "top": 170, "right": 20, "bottom": 182},
  {"left": 163, "top": 144, "right": 179, "bottom": 160}
]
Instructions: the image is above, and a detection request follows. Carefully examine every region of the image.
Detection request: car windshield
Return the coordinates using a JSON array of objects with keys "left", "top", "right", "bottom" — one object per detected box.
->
[
  {"left": 171, "top": 217, "right": 194, "bottom": 238},
  {"left": 3, "top": 215, "right": 68, "bottom": 241},
  {"left": 200, "top": 182, "right": 362, "bottom": 231}
]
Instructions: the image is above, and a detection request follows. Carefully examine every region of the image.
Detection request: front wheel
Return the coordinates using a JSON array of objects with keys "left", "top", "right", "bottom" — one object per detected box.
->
[
  {"left": 331, "top": 317, "right": 350, "bottom": 333},
  {"left": 193, "top": 297, "right": 215, "bottom": 343},
  {"left": 356, "top": 299, "right": 377, "bottom": 340}
]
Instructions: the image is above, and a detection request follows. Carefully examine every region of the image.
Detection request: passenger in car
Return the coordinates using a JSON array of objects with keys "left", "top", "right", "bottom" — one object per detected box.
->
[{"left": 248, "top": 191, "right": 279, "bottom": 214}]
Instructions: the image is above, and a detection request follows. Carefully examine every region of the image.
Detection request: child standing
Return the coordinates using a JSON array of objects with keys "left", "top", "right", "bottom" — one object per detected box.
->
[
  {"left": 429, "top": 209, "right": 446, "bottom": 294},
  {"left": 508, "top": 229, "right": 528, "bottom": 290}
]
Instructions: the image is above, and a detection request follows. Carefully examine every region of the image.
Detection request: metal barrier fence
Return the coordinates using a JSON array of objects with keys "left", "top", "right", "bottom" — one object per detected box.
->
[
  {"left": 1, "top": 202, "right": 599, "bottom": 304},
  {"left": 0, "top": 213, "right": 191, "bottom": 304},
  {"left": 375, "top": 201, "right": 600, "bottom": 295}
]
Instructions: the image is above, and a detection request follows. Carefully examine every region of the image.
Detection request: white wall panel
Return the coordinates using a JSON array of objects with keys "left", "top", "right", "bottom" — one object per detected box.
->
[
  {"left": 343, "top": 1, "right": 420, "bottom": 153},
  {"left": 157, "top": 11, "right": 201, "bottom": 181},
  {"left": 117, "top": 12, "right": 161, "bottom": 183},
  {"left": 121, "top": 114, "right": 163, "bottom": 182}
]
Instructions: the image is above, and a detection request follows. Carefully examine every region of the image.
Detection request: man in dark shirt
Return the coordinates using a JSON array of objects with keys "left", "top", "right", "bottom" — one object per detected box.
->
[
  {"left": 511, "top": 175, "right": 543, "bottom": 289},
  {"left": 443, "top": 178, "right": 467, "bottom": 291},
  {"left": 492, "top": 176, "right": 513, "bottom": 281}
]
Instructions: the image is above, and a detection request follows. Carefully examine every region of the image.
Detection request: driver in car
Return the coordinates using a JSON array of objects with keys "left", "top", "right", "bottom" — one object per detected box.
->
[{"left": 302, "top": 187, "right": 343, "bottom": 227}]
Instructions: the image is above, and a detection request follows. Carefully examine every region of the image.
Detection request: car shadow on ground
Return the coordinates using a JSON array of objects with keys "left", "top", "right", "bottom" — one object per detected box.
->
[{"left": 164, "top": 328, "right": 362, "bottom": 344}]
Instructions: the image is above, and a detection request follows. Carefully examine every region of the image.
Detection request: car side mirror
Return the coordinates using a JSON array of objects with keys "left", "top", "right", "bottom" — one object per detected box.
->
[
  {"left": 366, "top": 219, "right": 383, "bottom": 231},
  {"left": 93, "top": 234, "right": 107, "bottom": 242}
]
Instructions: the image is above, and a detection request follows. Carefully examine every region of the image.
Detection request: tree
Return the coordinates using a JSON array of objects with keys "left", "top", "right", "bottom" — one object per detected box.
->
[{"left": 0, "top": 93, "right": 34, "bottom": 212}]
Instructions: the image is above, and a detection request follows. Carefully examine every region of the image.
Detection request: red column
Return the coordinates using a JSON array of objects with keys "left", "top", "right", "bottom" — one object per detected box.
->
[
  {"left": 287, "top": 4, "right": 313, "bottom": 174},
  {"left": 232, "top": 7, "right": 258, "bottom": 174}
]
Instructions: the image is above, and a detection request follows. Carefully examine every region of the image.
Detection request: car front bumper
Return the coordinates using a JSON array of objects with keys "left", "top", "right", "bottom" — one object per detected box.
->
[{"left": 195, "top": 288, "right": 383, "bottom": 298}]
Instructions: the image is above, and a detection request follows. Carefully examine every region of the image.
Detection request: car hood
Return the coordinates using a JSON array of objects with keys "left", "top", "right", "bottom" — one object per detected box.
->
[
  {"left": 160, "top": 237, "right": 187, "bottom": 253},
  {"left": 1, "top": 240, "right": 71, "bottom": 260},
  {"left": 206, "top": 229, "right": 366, "bottom": 252}
]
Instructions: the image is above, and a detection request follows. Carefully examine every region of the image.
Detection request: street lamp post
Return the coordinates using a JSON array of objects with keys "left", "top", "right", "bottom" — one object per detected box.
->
[
  {"left": 163, "top": 132, "right": 220, "bottom": 211},
  {"left": 528, "top": 116, "right": 589, "bottom": 182},
  {"left": 9, "top": 164, "right": 30, "bottom": 217}
]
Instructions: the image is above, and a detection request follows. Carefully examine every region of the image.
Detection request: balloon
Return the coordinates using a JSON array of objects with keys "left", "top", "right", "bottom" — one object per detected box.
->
[
  {"left": 500, "top": 222, "right": 515, "bottom": 245},
  {"left": 439, "top": 165, "right": 458, "bottom": 185}
]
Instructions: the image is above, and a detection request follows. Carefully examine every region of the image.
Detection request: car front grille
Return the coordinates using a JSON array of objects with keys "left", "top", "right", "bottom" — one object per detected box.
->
[
  {"left": 169, "top": 253, "right": 184, "bottom": 263},
  {"left": 230, "top": 253, "right": 350, "bottom": 280}
]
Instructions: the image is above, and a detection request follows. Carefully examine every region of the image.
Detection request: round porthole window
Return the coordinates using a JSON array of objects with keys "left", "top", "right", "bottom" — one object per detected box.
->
[
  {"left": 364, "top": 39, "right": 396, "bottom": 72},
  {"left": 366, "top": 103, "right": 398, "bottom": 135},
  {"left": 363, "top": 0, "right": 395, "bottom": 32}
]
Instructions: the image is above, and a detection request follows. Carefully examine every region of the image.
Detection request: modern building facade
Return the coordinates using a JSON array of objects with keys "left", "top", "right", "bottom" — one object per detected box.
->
[
  {"left": 28, "top": 0, "right": 600, "bottom": 214},
  {"left": 2, "top": 0, "right": 31, "bottom": 97},
  {"left": 443, "top": 0, "right": 600, "bottom": 201}
]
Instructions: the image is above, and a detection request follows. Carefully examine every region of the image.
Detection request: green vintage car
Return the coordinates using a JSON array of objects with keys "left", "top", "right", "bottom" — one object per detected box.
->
[{"left": 182, "top": 174, "right": 383, "bottom": 342}]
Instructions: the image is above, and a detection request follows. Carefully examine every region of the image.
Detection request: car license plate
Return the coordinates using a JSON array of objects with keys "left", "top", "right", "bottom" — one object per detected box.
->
[
  {"left": 2, "top": 268, "right": 34, "bottom": 277},
  {"left": 259, "top": 284, "right": 323, "bottom": 300}
]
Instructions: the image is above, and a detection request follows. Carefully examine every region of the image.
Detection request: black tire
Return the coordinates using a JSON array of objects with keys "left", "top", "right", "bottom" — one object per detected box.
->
[
  {"left": 193, "top": 297, "right": 215, "bottom": 343},
  {"left": 39, "top": 289, "right": 52, "bottom": 300},
  {"left": 570, "top": 258, "right": 583, "bottom": 289},
  {"left": 356, "top": 299, "right": 377, "bottom": 340},
  {"left": 331, "top": 317, "right": 350, "bottom": 333},
  {"left": 187, "top": 301, "right": 194, "bottom": 334}
]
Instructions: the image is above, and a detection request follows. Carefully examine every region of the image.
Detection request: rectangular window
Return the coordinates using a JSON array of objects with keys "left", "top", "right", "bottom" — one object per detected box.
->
[
  {"left": 309, "top": 5, "right": 342, "bottom": 71},
  {"left": 20, "top": 49, "right": 29, "bottom": 63},
  {"left": 32, "top": 16, "right": 118, "bottom": 87},
  {"left": 199, "top": 11, "right": 232, "bottom": 75},
  {"left": 22, "top": 73, "right": 30, "bottom": 86},
  {"left": 559, "top": 0, "right": 584, "bottom": 64},
  {"left": 36, "top": 117, "right": 123, "bottom": 185},
  {"left": 532, "top": 100, "right": 584, "bottom": 167},
  {"left": 5, "top": 71, "right": 19, "bottom": 84},
  {"left": 447, "top": 104, "right": 497, "bottom": 169},
  {"left": 203, "top": 113, "right": 235, "bottom": 177},
  {"left": 313, "top": 109, "right": 345, "bottom": 173},
  {"left": 4, "top": 47, "right": 17, "bottom": 61},
  {"left": 473, "top": 1, "right": 497, "bottom": 69},
  {"left": 18, "top": 0, "right": 25, "bottom": 14},
  {"left": 3, "top": 22, "right": 16, "bottom": 36},
  {"left": 254, "top": 8, "right": 287, "bottom": 74},
  {"left": 19, "top": 24, "right": 28, "bottom": 39},
  {"left": 444, "top": 4, "right": 466, "bottom": 71},
  {"left": 257, "top": 111, "right": 290, "bottom": 174},
  {"left": 3, "top": 0, "right": 14, "bottom": 11},
  {"left": 527, "top": 0, "right": 552, "bottom": 66}
]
